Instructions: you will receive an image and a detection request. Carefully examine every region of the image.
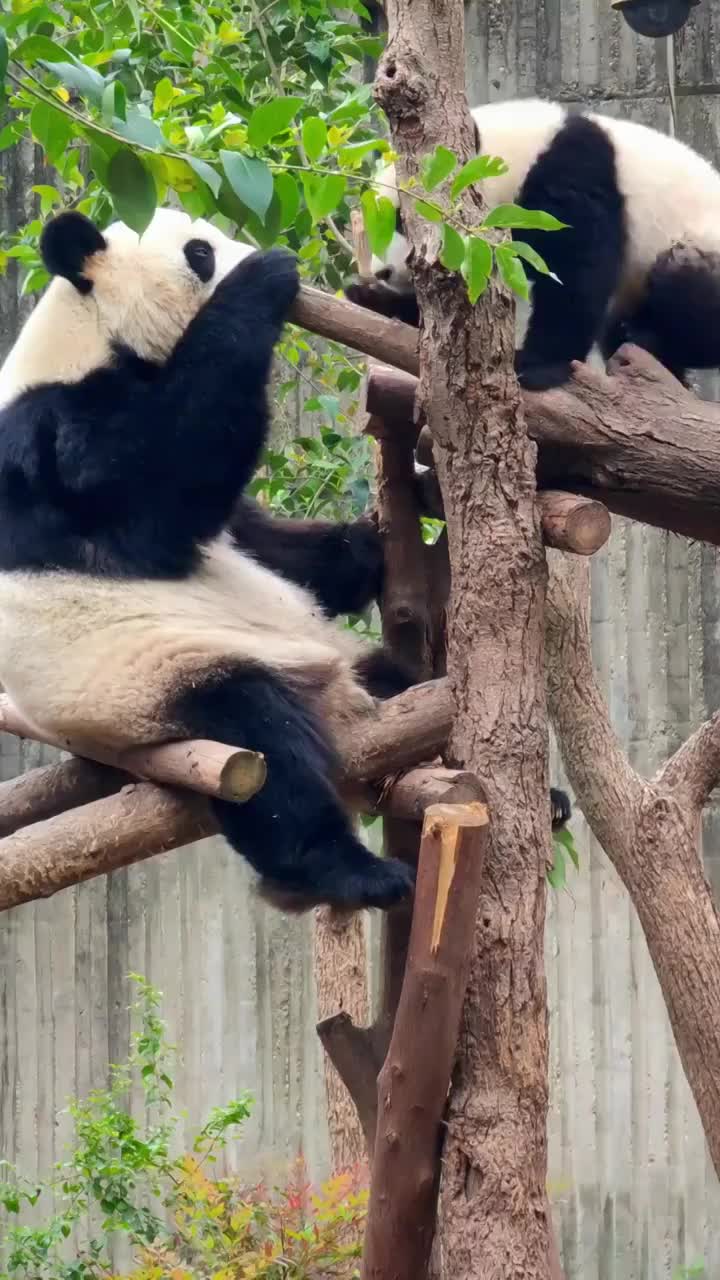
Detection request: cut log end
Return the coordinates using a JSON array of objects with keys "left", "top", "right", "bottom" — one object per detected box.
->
[
  {"left": 538, "top": 490, "right": 612, "bottom": 556},
  {"left": 423, "top": 800, "right": 490, "bottom": 832},
  {"left": 218, "top": 748, "right": 268, "bottom": 802}
]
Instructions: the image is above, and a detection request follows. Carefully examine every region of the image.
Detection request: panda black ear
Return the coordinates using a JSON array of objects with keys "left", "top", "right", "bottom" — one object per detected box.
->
[{"left": 40, "top": 211, "right": 107, "bottom": 295}]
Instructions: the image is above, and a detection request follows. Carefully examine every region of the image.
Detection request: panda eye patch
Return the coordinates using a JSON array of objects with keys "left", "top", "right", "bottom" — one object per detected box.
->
[{"left": 184, "top": 239, "right": 215, "bottom": 283}]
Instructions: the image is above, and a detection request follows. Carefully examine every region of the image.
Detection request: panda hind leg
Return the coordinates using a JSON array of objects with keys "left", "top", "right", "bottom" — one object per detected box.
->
[
  {"left": 171, "top": 662, "right": 414, "bottom": 913},
  {"left": 607, "top": 245, "right": 720, "bottom": 384}
]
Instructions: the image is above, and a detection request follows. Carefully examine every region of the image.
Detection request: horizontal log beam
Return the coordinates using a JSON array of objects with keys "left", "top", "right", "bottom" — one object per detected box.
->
[
  {"left": 0, "top": 680, "right": 456, "bottom": 909},
  {"left": 362, "top": 351, "right": 720, "bottom": 547},
  {"left": 292, "top": 286, "right": 419, "bottom": 376},
  {"left": 0, "top": 756, "right": 127, "bottom": 837},
  {"left": 0, "top": 698, "right": 267, "bottom": 804},
  {"left": 0, "top": 783, "right": 212, "bottom": 910},
  {"left": 413, "top": 461, "right": 611, "bottom": 557}
]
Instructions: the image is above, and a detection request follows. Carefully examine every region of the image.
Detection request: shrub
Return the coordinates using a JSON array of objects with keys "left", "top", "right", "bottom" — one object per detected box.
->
[{"left": 0, "top": 977, "right": 367, "bottom": 1279}]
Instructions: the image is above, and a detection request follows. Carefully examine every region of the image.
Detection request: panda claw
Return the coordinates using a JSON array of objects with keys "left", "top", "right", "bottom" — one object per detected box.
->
[{"left": 551, "top": 787, "right": 572, "bottom": 830}]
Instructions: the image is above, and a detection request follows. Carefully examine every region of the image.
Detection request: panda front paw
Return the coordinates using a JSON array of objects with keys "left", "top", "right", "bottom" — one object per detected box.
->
[
  {"left": 338, "top": 516, "right": 385, "bottom": 610},
  {"left": 345, "top": 275, "right": 420, "bottom": 327},
  {"left": 515, "top": 353, "right": 574, "bottom": 391},
  {"left": 222, "top": 247, "right": 300, "bottom": 319},
  {"left": 257, "top": 844, "right": 415, "bottom": 914},
  {"left": 551, "top": 787, "right": 572, "bottom": 830}
]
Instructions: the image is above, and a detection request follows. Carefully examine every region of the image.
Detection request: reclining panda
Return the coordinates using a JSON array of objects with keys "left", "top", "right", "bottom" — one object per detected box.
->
[
  {"left": 346, "top": 97, "right": 720, "bottom": 391},
  {"left": 0, "top": 207, "right": 570, "bottom": 911}
]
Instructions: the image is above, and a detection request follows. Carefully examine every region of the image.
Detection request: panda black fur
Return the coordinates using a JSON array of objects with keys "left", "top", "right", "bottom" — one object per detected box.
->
[
  {"left": 0, "top": 207, "right": 423, "bottom": 913},
  {"left": 346, "top": 97, "right": 720, "bottom": 391}
]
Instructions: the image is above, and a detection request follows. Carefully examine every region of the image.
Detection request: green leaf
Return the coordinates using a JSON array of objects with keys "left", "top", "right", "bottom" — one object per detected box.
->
[
  {"left": 303, "top": 173, "right": 346, "bottom": 223},
  {"left": 220, "top": 151, "right": 273, "bottom": 220},
  {"left": 554, "top": 825, "right": 579, "bottom": 870},
  {"left": 107, "top": 149, "right": 157, "bottom": 234},
  {"left": 153, "top": 77, "right": 175, "bottom": 115},
  {"left": 450, "top": 153, "right": 508, "bottom": 201},
  {"left": 414, "top": 198, "right": 443, "bottom": 223},
  {"left": 440, "top": 222, "right": 464, "bottom": 272},
  {"left": 154, "top": 11, "right": 195, "bottom": 64},
  {"left": 43, "top": 59, "right": 106, "bottom": 105},
  {"left": 338, "top": 137, "right": 388, "bottom": 166},
  {"left": 14, "top": 34, "right": 69, "bottom": 63},
  {"left": 186, "top": 155, "right": 222, "bottom": 198},
  {"left": 495, "top": 242, "right": 530, "bottom": 300},
  {"left": 0, "top": 33, "right": 8, "bottom": 88},
  {"left": 420, "top": 144, "right": 456, "bottom": 192},
  {"left": 102, "top": 80, "right": 126, "bottom": 125},
  {"left": 506, "top": 239, "right": 561, "bottom": 283},
  {"left": 462, "top": 235, "right": 492, "bottom": 304},
  {"left": 114, "top": 107, "right": 164, "bottom": 150},
  {"left": 360, "top": 190, "right": 396, "bottom": 258},
  {"left": 247, "top": 96, "right": 303, "bottom": 149},
  {"left": 30, "top": 100, "right": 72, "bottom": 166},
  {"left": 302, "top": 115, "right": 327, "bottom": 162},
  {"left": 547, "top": 844, "right": 566, "bottom": 890},
  {"left": 483, "top": 203, "right": 569, "bottom": 231},
  {"left": 274, "top": 171, "right": 300, "bottom": 230}
]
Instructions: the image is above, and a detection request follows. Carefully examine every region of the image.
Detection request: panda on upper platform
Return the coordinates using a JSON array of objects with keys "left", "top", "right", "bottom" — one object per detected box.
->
[
  {"left": 346, "top": 97, "right": 720, "bottom": 391},
  {"left": 0, "top": 206, "right": 425, "bottom": 913}
]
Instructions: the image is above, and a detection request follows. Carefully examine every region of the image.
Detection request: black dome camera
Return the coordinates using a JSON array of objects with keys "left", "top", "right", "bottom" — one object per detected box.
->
[{"left": 611, "top": 0, "right": 700, "bottom": 37}]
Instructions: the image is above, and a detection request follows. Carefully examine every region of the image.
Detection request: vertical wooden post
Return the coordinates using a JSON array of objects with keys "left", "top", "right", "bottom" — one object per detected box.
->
[{"left": 362, "top": 802, "right": 489, "bottom": 1280}]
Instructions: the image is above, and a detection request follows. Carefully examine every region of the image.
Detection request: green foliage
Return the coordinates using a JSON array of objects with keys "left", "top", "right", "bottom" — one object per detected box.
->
[
  {"left": 0, "top": 0, "right": 563, "bottom": 309},
  {"left": 548, "top": 824, "right": 580, "bottom": 891},
  {"left": 673, "top": 1265, "right": 705, "bottom": 1280},
  {"left": 0, "top": 0, "right": 387, "bottom": 295},
  {"left": 0, "top": 977, "right": 367, "bottom": 1279},
  {"left": 251, "top": 422, "right": 374, "bottom": 523}
]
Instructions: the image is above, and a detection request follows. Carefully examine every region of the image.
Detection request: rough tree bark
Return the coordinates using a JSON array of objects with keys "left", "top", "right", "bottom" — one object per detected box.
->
[
  {"left": 362, "top": 802, "right": 489, "bottom": 1280},
  {"left": 546, "top": 552, "right": 720, "bottom": 1176},
  {"left": 374, "top": 3, "right": 555, "bottom": 1276},
  {"left": 311, "top": 198, "right": 373, "bottom": 1175}
]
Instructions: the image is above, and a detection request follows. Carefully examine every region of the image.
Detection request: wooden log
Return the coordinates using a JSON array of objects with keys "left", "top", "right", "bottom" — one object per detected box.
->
[
  {"left": 292, "top": 285, "right": 419, "bottom": 376},
  {"left": 376, "top": 433, "right": 431, "bottom": 678},
  {"left": 346, "top": 765, "right": 484, "bottom": 822},
  {"left": 362, "top": 347, "right": 720, "bottom": 546},
  {"left": 339, "top": 678, "right": 453, "bottom": 781},
  {"left": 0, "top": 783, "right": 212, "bottom": 910},
  {"left": 0, "top": 757, "right": 127, "bottom": 837},
  {"left": 0, "top": 698, "right": 267, "bottom": 804},
  {"left": 539, "top": 490, "right": 611, "bottom": 554},
  {"left": 0, "top": 764, "right": 476, "bottom": 911},
  {"left": 0, "top": 682, "right": 456, "bottom": 910},
  {"left": 361, "top": 802, "right": 489, "bottom": 1280},
  {"left": 363, "top": 364, "right": 421, "bottom": 433},
  {"left": 413, "top": 463, "right": 610, "bottom": 556}
]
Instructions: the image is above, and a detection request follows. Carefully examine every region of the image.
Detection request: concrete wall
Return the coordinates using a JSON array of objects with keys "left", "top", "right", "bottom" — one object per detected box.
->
[{"left": 2, "top": 4, "right": 720, "bottom": 1275}]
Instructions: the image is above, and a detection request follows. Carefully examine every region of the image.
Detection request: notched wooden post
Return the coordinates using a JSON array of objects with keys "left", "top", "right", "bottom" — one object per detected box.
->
[{"left": 362, "top": 801, "right": 489, "bottom": 1280}]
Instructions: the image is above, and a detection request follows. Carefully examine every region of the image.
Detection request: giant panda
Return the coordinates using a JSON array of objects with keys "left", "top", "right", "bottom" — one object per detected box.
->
[
  {"left": 0, "top": 207, "right": 425, "bottom": 914},
  {"left": 346, "top": 97, "right": 720, "bottom": 391}
]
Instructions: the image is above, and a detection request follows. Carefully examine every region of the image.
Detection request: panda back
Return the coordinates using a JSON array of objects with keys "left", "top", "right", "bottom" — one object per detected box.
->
[{"left": 589, "top": 111, "right": 720, "bottom": 276}]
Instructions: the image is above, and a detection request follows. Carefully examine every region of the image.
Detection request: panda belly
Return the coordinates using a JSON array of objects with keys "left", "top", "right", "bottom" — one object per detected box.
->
[{"left": 0, "top": 538, "right": 372, "bottom": 751}]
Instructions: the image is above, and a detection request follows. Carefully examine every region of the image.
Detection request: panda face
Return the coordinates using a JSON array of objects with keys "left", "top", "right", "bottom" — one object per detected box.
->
[{"left": 0, "top": 209, "right": 256, "bottom": 408}]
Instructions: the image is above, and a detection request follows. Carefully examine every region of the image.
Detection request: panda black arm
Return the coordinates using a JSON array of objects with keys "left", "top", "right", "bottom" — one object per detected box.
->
[
  {"left": 229, "top": 496, "right": 384, "bottom": 616},
  {"left": 48, "top": 250, "right": 299, "bottom": 571},
  {"left": 152, "top": 248, "right": 300, "bottom": 499}
]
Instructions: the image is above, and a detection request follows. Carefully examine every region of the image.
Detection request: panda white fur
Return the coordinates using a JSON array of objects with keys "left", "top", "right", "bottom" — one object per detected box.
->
[
  {"left": 0, "top": 207, "right": 423, "bottom": 913},
  {"left": 345, "top": 97, "right": 720, "bottom": 390}
]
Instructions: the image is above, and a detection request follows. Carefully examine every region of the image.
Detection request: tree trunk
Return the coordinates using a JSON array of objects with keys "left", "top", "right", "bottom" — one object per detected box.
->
[
  {"left": 374, "top": 2, "right": 554, "bottom": 1275},
  {"left": 313, "top": 906, "right": 370, "bottom": 1171}
]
